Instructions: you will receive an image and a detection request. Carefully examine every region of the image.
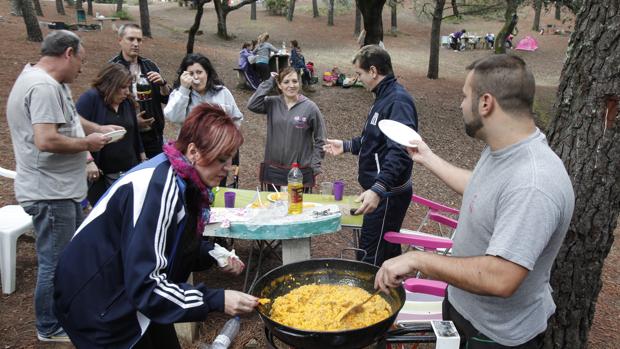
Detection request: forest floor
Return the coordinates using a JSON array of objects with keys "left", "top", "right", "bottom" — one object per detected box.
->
[{"left": 0, "top": 0, "right": 617, "bottom": 348}]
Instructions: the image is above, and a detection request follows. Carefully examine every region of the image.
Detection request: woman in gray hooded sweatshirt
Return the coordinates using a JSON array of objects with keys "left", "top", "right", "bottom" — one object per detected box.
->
[{"left": 247, "top": 66, "right": 326, "bottom": 191}]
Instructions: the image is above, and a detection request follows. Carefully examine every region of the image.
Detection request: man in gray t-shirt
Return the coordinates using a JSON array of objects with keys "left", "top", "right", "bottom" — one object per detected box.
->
[
  {"left": 6, "top": 31, "right": 120, "bottom": 343},
  {"left": 375, "top": 55, "right": 574, "bottom": 348}
]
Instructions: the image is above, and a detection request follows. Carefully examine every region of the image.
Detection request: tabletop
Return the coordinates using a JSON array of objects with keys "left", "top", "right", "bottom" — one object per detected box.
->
[
  {"left": 204, "top": 188, "right": 363, "bottom": 240},
  {"left": 212, "top": 188, "right": 363, "bottom": 226}
]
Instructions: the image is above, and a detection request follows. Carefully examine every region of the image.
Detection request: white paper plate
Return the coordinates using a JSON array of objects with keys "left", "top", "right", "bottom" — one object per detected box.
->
[
  {"left": 104, "top": 129, "right": 127, "bottom": 143},
  {"left": 378, "top": 120, "right": 421, "bottom": 147}
]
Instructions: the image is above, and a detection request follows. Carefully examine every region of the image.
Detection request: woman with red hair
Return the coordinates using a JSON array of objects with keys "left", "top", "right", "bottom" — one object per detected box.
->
[{"left": 53, "top": 104, "right": 257, "bottom": 349}]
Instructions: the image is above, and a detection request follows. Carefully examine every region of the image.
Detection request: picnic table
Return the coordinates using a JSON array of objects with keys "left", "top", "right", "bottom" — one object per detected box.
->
[
  {"left": 95, "top": 15, "right": 118, "bottom": 30},
  {"left": 205, "top": 188, "right": 363, "bottom": 289},
  {"left": 463, "top": 35, "right": 482, "bottom": 50}
]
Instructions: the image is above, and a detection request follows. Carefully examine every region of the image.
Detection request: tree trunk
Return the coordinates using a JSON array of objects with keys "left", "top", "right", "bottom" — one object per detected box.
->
[
  {"left": 76, "top": 0, "right": 83, "bottom": 10},
  {"left": 213, "top": 0, "right": 232, "bottom": 39},
  {"left": 287, "top": 0, "right": 295, "bottom": 21},
  {"left": 139, "top": 0, "right": 151, "bottom": 38},
  {"left": 495, "top": 0, "right": 519, "bottom": 54},
  {"left": 327, "top": 0, "right": 334, "bottom": 26},
  {"left": 17, "top": 0, "right": 43, "bottom": 42},
  {"left": 555, "top": 1, "right": 561, "bottom": 20},
  {"left": 354, "top": 5, "right": 362, "bottom": 36},
  {"left": 427, "top": 0, "right": 445, "bottom": 79},
  {"left": 33, "top": 0, "right": 43, "bottom": 16},
  {"left": 451, "top": 0, "right": 459, "bottom": 17},
  {"left": 187, "top": 0, "right": 206, "bottom": 53},
  {"left": 56, "top": 0, "right": 65, "bottom": 15},
  {"left": 312, "top": 0, "right": 319, "bottom": 17},
  {"left": 356, "top": 0, "right": 386, "bottom": 45},
  {"left": 216, "top": 0, "right": 256, "bottom": 39},
  {"left": 11, "top": 0, "right": 22, "bottom": 16},
  {"left": 251, "top": 1, "right": 256, "bottom": 19},
  {"left": 86, "top": 0, "right": 93, "bottom": 16},
  {"left": 390, "top": 1, "right": 397, "bottom": 35},
  {"left": 532, "top": 0, "right": 542, "bottom": 31},
  {"left": 546, "top": 1, "right": 620, "bottom": 346},
  {"left": 116, "top": 0, "right": 123, "bottom": 13}
]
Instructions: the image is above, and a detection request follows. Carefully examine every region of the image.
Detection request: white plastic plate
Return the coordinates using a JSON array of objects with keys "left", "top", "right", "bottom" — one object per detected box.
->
[
  {"left": 104, "top": 129, "right": 127, "bottom": 143},
  {"left": 378, "top": 119, "right": 421, "bottom": 147}
]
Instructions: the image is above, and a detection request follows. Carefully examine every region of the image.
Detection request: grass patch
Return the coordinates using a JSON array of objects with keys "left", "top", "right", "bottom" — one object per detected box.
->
[{"left": 114, "top": 10, "right": 132, "bottom": 20}]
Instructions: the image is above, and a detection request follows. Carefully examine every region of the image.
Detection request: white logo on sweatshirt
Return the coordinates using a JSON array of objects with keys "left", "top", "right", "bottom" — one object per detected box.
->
[{"left": 370, "top": 112, "right": 379, "bottom": 126}]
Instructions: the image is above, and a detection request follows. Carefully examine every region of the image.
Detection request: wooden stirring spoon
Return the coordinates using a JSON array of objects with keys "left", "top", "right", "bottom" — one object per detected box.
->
[{"left": 336, "top": 289, "right": 381, "bottom": 321}]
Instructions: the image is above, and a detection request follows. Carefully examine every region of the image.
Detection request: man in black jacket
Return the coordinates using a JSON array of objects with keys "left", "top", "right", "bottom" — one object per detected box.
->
[
  {"left": 324, "top": 45, "right": 418, "bottom": 266},
  {"left": 110, "top": 23, "right": 170, "bottom": 158}
]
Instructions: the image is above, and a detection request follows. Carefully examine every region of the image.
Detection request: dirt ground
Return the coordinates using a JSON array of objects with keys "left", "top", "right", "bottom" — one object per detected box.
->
[{"left": 0, "top": 1, "right": 617, "bottom": 348}]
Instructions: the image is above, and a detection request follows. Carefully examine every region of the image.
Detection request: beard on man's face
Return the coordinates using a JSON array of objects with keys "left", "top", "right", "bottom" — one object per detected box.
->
[
  {"left": 464, "top": 116, "right": 483, "bottom": 138},
  {"left": 464, "top": 98, "right": 484, "bottom": 138}
]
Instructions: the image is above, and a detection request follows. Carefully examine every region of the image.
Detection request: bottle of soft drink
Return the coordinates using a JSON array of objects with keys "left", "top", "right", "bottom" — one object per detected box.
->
[
  {"left": 199, "top": 316, "right": 240, "bottom": 349},
  {"left": 135, "top": 74, "right": 152, "bottom": 131},
  {"left": 287, "top": 163, "right": 303, "bottom": 215},
  {"left": 136, "top": 74, "right": 152, "bottom": 104}
]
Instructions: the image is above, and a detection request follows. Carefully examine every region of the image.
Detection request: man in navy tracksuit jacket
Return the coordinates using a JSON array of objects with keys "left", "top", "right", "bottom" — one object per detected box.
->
[{"left": 325, "top": 45, "right": 417, "bottom": 266}]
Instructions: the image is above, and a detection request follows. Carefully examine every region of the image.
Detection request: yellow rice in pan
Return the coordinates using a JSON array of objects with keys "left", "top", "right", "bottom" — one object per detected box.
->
[{"left": 269, "top": 284, "right": 391, "bottom": 331}]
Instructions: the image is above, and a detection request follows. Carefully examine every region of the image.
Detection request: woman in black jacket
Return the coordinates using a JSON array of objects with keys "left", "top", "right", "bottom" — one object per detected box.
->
[{"left": 76, "top": 63, "right": 146, "bottom": 205}]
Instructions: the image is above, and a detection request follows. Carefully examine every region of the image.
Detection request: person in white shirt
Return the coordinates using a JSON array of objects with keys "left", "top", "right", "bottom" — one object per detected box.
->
[
  {"left": 165, "top": 53, "right": 243, "bottom": 127},
  {"left": 164, "top": 53, "right": 243, "bottom": 187}
]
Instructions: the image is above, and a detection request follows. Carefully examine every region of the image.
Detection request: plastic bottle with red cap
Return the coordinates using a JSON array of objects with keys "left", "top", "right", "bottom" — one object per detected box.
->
[{"left": 287, "top": 163, "right": 303, "bottom": 215}]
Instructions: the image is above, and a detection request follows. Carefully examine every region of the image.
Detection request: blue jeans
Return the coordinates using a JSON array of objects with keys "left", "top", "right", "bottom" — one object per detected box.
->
[{"left": 23, "top": 200, "right": 83, "bottom": 336}]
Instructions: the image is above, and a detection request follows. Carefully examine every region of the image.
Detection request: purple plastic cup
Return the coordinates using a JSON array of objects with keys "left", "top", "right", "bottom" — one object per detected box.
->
[
  {"left": 224, "top": 192, "right": 236, "bottom": 208},
  {"left": 333, "top": 181, "right": 345, "bottom": 201}
]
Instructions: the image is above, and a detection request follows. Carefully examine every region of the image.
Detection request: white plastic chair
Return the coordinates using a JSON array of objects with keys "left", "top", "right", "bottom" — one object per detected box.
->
[{"left": 0, "top": 166, "right": 33, "bottom": 294}]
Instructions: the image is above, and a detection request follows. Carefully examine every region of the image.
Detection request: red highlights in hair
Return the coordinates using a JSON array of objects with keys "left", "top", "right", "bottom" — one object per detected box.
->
[{"left": 175, "top": 103, "right": 243, "bottom": 165}]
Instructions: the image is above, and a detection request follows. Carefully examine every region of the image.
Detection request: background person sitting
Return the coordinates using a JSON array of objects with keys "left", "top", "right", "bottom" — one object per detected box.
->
[
  {"left": 289, "top": 40, "right": 315, "bottom": 92},
  {"left": 449, "top": 29, "right": 467, "bottom": 51},
  {"left": 76, "top": 63, "right": 146, "bottom": 205},
  {"left": 506, "top": 34, "right": 515, "bottom": 49},
  {"left": 239, "top": 42, "right": 260, "bottom": 90},
  {"left": 484, "top": 33, "right": 495, "bottom": 49}
]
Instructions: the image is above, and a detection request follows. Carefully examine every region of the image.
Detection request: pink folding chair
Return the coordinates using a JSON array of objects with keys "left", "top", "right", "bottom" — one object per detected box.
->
[
  {"left": 383, "top": 195, "right": 459, "bottom": 325},
  {"left": 403, "top": 195, "right": 459, "bottom": 242}
]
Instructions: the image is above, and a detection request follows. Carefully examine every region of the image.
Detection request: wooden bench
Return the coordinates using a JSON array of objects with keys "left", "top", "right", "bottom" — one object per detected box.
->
[{"left": 233, "top": 68, "right": 247, "bottom": 89}]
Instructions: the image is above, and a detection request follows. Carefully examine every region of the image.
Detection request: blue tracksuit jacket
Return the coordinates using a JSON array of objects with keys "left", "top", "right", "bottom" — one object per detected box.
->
[
  {"left": 343, "top": 74, "right": 418, "bottom": 196},
  {"left": 54, "top": 154, "right": 223, "bottom": 348}
]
